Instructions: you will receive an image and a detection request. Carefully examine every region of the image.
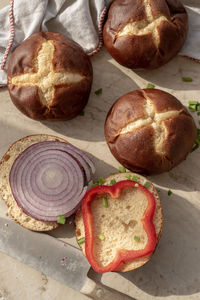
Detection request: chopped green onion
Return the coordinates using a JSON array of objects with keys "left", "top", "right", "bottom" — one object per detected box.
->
[
  {"left": 146, "top": 83, "right": 155, "bottom": 89},
  {"left": 57, "top": 215, "right": 66, "bottom": 224},
  {"left": 197, "top": 112, "right": 200, "bottom": 116},
  {"left": 118, "top": 166, "right": 126, "bottom": 173},
  {"left": 98, "top": 177, "right": 105, "bottom": 185},
  {"left": 189, "top": 104, "right": 197, "bottom": 112},
  {"left": 92, "top": 183, "right": 99, "bottom": 188},
  {"left": 191, "top": 129, "right": 200, "bottom": 152},
  {"left": 95, "top": 88, "right": 102, "bottom": 95},
  {"left": 188, "top": 101, "right": 198, "bottom": 105},
  {"left": 190, "top": 144, "right": 199, "bottom": 152},
  {"left": 132, "top": 175, "right": 139, "bottom": 182},
  {"left": 189, "top": 100, "right": 198, "bottom": 105},
  {"left": 79, "top": 110, "right": 85, "bottom": 116},
  {"left": 188, "top": 101, "right": 200, "bottom": 112},
  {"left": 77, "top": 237, "right": 85, "bottom": 244},
  {"left": 144, "top": 182, "right": 149, "bottom": 188},
  {"left": 98, "top": 234, "right": 105, "bottom": 241},
  {"left": 168, "top": 189, "right": 172, "bottom": 196},
  {"left": 110, "top": 179, "right": 117, "bottom": 185},
  {"left": 182, "top": 77, "right": 193, "bottom": 82},
  {"left": 102, "top": 197, "right": 108, "bottom": 208},
  {"left": 195, "top": 136, "right": 200, "bottom": 145},
  {"left": 125, "top": 174, "right": 132, "bottom": 180},
  {"left": 134, "top": 236, "right": 140, "bottom": 242}
]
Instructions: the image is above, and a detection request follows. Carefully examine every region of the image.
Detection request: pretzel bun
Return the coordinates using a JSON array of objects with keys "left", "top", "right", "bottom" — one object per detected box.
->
[
  {"left": 103, "top": 0, "right": 188, "bottom": 69},
  {"left": 7, "top": 32, "right": 93, "bottom": 120},
  {"left": 104, "top": 89, "right": 196, "bottom": 174}
]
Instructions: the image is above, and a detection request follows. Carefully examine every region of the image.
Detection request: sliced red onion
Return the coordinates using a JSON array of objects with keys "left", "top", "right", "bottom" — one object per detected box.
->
[
  {"left": 9, "top": 141, "right": 95, "bottom": 222},
  {"left": 20, "top": 141, "right": 95, "bottom": 183}
]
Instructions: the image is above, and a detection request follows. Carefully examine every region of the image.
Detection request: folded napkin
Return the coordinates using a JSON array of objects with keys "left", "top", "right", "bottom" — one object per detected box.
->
[
  {"left": 179, "top": 2, "right": 200, "bottom": 62},
  {"left": 0, "top": 0, "right": 199, "bottom": 87}
]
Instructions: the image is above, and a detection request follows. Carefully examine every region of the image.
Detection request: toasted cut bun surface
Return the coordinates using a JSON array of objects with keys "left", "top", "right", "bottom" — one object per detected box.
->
[
  {"left": 104, "top": 89, "right": 196, "bottom": 174},
  {"left": 75, "top": 173, "right": 163, "bottom": 272},
  {"left": 7, "top": 31, "right": 93, "bottom": 121},
  {"left": 0, "top": 134, "right": 70, "bottom": 231},
  {"left": 103, "top": 0, "right": 188, "bottom": 69}
]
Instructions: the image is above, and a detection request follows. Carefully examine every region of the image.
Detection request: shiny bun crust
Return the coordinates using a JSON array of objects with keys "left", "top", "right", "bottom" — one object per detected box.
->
[
  {"left": 7, "top": 32, "right": 93, "bottom": 120},
  {"left": 104, "top": 89, "right": 196, "bottom": 174},
  {"left": 103, "top": 0, "right": 188, "bottom": 69}
]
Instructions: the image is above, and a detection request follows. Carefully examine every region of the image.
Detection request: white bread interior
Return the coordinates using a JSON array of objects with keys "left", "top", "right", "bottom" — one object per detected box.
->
[
  {"left": 0, "top": 134, "right": 69, "bottom": 231},
  {"left": 75, "top": 172, "right": 163, "bottom": 272}
]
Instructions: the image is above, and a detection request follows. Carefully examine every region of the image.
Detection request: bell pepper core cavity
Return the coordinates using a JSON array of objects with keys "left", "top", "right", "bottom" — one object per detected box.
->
[{"left": 82, "top": 180, "right": 157, "bottom": 273}]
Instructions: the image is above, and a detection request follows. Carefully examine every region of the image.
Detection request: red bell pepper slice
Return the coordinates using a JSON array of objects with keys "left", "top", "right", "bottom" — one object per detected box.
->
[{"left": 82, "top": 180, "right": 157, "bottom": 273}]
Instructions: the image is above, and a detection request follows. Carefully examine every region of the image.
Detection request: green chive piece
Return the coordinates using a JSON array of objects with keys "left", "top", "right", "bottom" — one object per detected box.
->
[
  {"left": 190, "top": 144, "right": 199, "bottom": 152},
  {"left": 95, "top": 88, "right": 102, "bottom": 95},
  {"left": 125, "top": 174, "right": 132, "bottom": 180},
  {"left": 92, "top": 183, "right": 99, "bottom": 188},
  {"left": 98, "top": 234, "right": 105, "bottom": 241},
  {"left": 102, "top": 197, "right": 108, "bottom": 208},
  {"left": 118, "top": 166, "right": 126, "bottom": 173},
  {"left": 79, "top": 110, "right": 85, "bottom": 116},
  {"left": 197, "top": 105, "right": 200, "bottom": 111},
  {"left": 134, "top": 236, "right": 140, "bottom": 242},
  {"left": 188, "top": 101, "right": 198, "bottom": 105},
  {"left": 195, "top": 137, "right": 200, "bottom": 145},
  {"left": 197, "top": 112, "right": 200, "bottom": 116},
  {"left": 98, "top": 177, "right": 105, "bottom": 185},
  {"left": 132, "top": 175, "right": 139, "bottom": 182},
  {"left": 110, "top": 179, "right": 117, "bottom": 185},
  {"left": 146, "top": 83, "right": 155, "bottom": 89},
  {"left": 189, "top": 104, "right": 197, "bottom": 112},
  {"left": 77, "top": 237, "right": 85, "bottom": 244},
  {"left": 168, "top": 189, "right": 172, "bottom": 196},
  {"left": 191, "top": 129, "right": 200, "bottom": 152},
  {"left": 182, "top": 77, "right": 193, "bottom": 82},
  {"left": 57, "top": 215, "right": 66, "bottom": 225},
  {"left": 144, "top": 182, "right": 149, "bottom": 188}
]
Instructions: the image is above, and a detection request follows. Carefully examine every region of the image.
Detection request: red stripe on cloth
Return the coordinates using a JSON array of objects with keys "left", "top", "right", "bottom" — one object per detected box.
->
[
  {"left": 180, "top": 55, "right": 200, "bottom": 64},
  {"left": 88, "top": 5, "right": 107, "bottom": 56},
  {"left": 0, "top": 0, "right": 15, "bottom": 70}
]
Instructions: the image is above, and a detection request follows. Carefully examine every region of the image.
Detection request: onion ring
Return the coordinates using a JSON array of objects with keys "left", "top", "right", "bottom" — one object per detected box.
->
[{"left": 9, "top": 141, "right": 95, "bottom": 222}]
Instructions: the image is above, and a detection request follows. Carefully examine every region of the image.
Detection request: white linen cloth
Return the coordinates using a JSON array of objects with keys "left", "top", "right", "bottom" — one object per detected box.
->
[
  {"left": 180, "top": 2, "right": 200, "bottom": 62},
  {"left": 0, "top": 0, "right": 199, "bottom": 86}
]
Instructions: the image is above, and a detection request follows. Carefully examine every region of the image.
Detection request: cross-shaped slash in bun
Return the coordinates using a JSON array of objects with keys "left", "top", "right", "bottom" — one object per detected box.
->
[
  {"left": 105, "top": 89, "right": 196, "bottom": 174},
  {"left": 103, "top": 0, "right": 188, "bottom": 69},
  {"left": 7, "top": 32, "right": 93, "bottom": 120}
]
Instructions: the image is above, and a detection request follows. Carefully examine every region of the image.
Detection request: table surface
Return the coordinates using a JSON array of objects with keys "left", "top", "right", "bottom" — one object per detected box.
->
[{"left": 0, "top": 1, "right": 200, "bottom": 300}]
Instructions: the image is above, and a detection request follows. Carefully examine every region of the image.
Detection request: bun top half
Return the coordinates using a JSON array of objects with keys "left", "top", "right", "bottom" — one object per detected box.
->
[{"left": 7, "top": 32, "right": 93, "bottom": 120}]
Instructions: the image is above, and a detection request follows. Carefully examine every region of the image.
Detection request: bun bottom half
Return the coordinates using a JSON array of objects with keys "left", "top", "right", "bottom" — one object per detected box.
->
[
  {"left": 75, "top": 173, "right": 163, "bottom": 272},
  {"left": 0, "top": 134, "right": 69, "bottom": 231}
]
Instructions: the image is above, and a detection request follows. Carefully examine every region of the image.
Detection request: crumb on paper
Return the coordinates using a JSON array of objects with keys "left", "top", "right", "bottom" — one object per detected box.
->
[{"left": 60, "top": 256, "right": 68, "bottom": 266}]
